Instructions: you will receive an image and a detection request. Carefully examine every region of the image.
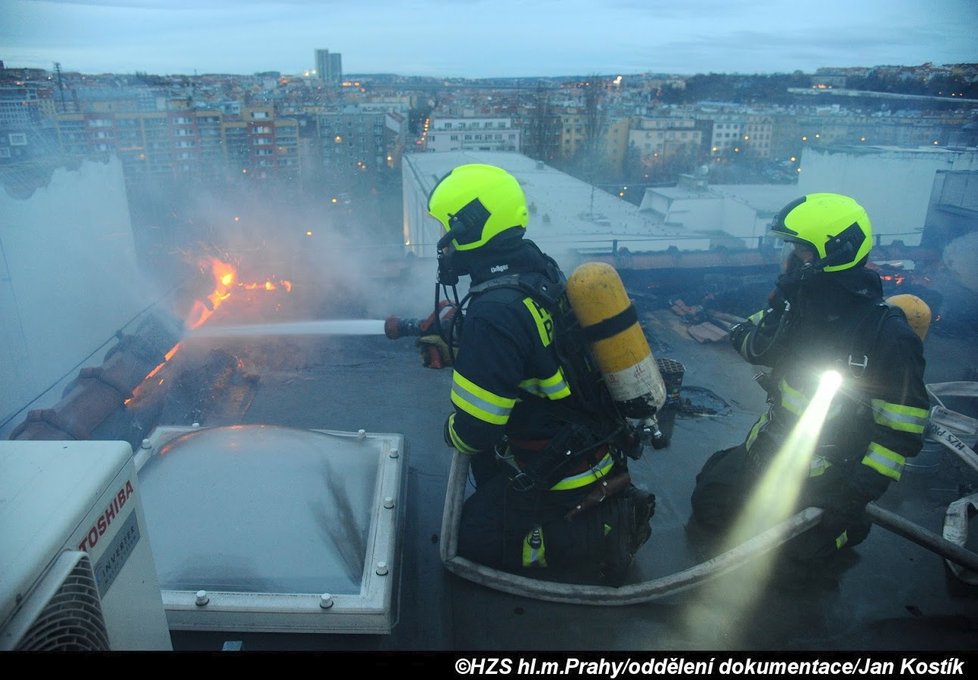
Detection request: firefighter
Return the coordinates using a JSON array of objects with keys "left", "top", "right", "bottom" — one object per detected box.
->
[
  {"left": 427, "top": 163, "right": 654, "bottom": 585},
  {"left": 689, "top": 193, "right": 929, "bottom": 571}
]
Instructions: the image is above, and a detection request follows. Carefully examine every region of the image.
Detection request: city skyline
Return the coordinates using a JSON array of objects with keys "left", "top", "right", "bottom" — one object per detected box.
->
[{"left": 3, "top": 0, "right": 977, "bottom": 79}]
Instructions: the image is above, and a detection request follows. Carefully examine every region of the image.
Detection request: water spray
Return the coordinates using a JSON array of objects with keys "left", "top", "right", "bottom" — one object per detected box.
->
[{"left": 187, "top": 320, "right": 387, "bottom": 338}]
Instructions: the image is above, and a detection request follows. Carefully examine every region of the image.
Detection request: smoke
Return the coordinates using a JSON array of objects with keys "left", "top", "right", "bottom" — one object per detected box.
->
[
  {"left": 0, "top": 156, "right": 153, "bottom": 427},
  {"left": 0, "top": 132, "right": 432, "bottom": 432},
  {"left": 127, "top": 175, "right": 436, "bottom": 324}
]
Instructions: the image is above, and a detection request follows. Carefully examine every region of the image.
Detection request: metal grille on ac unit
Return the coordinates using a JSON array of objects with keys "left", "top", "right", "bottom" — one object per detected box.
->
[{"left": 6, "top": 551, "right": 109, "bottom": 651}]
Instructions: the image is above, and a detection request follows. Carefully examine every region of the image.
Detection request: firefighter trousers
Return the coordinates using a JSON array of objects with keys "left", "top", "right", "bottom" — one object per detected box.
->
[
  {"left": 457, "top": 458, "right": 654, "bottom": 583},
  {"left": 689, "top": 444, "right": 871, "bottom": 562}
]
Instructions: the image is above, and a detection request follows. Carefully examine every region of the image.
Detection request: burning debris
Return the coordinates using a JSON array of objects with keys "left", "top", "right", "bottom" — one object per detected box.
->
[
  {"left": 9, "top": 254, "right": 299, "bottom": 444},
  {"left": 8, "top": 315, "right": 181, "bottom": 442},
  {"left": 158, "top": 349, "right": 258, "bottom": 426}
]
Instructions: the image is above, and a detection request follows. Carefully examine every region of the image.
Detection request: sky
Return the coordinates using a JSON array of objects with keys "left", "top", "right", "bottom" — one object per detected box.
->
[{"left": 2, "top": 0, "right": 977, "bottom": 79}]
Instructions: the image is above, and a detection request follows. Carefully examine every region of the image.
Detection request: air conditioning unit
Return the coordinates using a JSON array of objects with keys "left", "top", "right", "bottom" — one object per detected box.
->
[{"left": 1, "top": 440, "right": 172, "bottom": 650}]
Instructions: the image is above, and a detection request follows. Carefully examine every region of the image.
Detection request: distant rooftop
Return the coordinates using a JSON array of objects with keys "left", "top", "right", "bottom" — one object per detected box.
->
[{"left": 402, "top": 151, "right": 710, "bottom": 259}]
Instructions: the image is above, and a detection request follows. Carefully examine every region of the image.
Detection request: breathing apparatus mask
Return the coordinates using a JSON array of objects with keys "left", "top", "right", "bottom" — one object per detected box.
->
[
  {"left": 433, "top": 235, "right": 463, "bottom": 359},
  {"left": 436, "top": 202, "right": 491, "bottom": 287},
  {"left": 757, "top": 239, "right": 840, "bottom": 357},
  {"left": 774, "top": 240, "right": 817, "bottom": 303}
]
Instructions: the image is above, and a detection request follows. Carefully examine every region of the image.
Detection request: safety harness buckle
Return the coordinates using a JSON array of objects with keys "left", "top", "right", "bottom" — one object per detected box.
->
[
  {"left": 510, "top": 472, "right": 537, "bottom": 493},
  {"left": 847, "top": 354, "right": 869, "bottom": 375}
]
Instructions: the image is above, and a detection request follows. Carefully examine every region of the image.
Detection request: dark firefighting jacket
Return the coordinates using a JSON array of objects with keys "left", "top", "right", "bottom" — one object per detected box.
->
[
  {"left": 444, "top": 239, "right": 615, "bottom": 491},
  {"left": 734, "top": 267, "right": 929, "bottom": 499}
]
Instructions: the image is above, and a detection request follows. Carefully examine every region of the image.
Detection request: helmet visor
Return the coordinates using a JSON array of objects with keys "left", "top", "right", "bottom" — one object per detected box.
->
[{"left": 780, "top": 239, "right": 816, "bottom": 274}]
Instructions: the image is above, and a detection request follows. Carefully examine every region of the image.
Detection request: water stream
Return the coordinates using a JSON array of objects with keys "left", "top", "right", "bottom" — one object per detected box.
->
[{"left": 188, "top": 319, "right": 387, "bottom": 338}]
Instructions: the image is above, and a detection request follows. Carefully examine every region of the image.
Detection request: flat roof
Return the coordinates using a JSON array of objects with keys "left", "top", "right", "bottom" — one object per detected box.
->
[
  {"left": 708, "top": 184, "right": 803, "bottom": 216},
  {"left": 404, "top": 151, "right": 709, "bottom": 255}
]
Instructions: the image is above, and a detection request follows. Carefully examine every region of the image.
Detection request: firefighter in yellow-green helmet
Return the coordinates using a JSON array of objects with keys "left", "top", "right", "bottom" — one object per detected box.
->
[
  {"left": 428, "top": 164, "right": 654, "bottom": 585},
  {"left": 770, "top": 192, "right": 874, "bottom": 272},
  {"left": 690, "top": 193, "right": 929, "bottom": 575},
  {"left": 427, "top": 163, "right": 530, "bottom": 253}
]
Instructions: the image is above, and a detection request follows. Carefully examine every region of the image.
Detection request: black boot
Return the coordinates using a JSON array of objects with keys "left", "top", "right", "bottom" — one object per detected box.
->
[{"left": 599, "top": 486, "right": 655, "bottom": 586}]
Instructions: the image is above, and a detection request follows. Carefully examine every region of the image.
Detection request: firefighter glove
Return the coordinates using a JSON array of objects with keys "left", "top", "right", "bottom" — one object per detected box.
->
[
  {"left": 417, "top": 335, "right": 453, "bottom": 369},
  {"left": 729, "top": 320, "right": 755, "bottom": 355}
]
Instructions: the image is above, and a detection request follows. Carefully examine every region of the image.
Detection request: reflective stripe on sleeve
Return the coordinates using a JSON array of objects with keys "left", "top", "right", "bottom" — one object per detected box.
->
[
  {"left": 809, "top": 454, "right": 832, "bottom": 477},
  {"left": 862, "top": 442, "right": 906, "bottom": 481},
  {"left": 779, "top": 379, "right": 808, "bottom": 416},
  {"left": 745, "top": 411, "right": 770, "bottom": 452},
  {"left": 446, "top": 413, "right": 480, "bottom": 454},
  {"left": 450, "top": 370, "right": 515, "bottom": 425},
  {"left": 871, "top": 399, "right": 929, "bottom": 434},
  {"left": 519, "top": 368, "right": 572, "bottom": 400}
]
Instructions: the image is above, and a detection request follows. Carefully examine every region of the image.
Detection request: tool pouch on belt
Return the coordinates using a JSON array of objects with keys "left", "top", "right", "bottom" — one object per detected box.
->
[
  {"left": 563, "top": 471, "right": 633, "bottom": 521},
  {"left": 549, "top": 475, "right": 656, "bottom": 585}
]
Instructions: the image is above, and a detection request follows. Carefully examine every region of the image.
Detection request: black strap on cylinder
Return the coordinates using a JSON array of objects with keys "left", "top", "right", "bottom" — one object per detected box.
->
[{"left": 580, "top": 304, "right": 638, "bottom": 343}]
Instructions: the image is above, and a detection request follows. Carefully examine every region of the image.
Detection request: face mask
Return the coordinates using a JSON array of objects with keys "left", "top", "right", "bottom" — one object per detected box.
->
[
  {"left": 780, "top": 241, "right": 816, "bottom": 274},
  {"left": 776, "top": 243, "right": 818, "bottom": 302},
  {"left": 437, "top": 244, "right": 460, "bottom": 286}
]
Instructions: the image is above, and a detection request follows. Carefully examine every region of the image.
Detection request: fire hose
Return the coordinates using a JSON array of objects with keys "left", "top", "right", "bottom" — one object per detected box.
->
[{"left": 439, "top": 452, "right": 978, "bottom": 605}]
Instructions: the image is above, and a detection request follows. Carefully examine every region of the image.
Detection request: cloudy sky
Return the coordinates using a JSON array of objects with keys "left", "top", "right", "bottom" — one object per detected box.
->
[{"left": 3, "top": 0, "right": 977, "bottom": 78}]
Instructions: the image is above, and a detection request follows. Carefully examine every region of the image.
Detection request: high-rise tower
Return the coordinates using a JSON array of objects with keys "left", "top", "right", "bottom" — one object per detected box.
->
[{"left": 314, "top": 49, "right": 342, "bottom": 87}]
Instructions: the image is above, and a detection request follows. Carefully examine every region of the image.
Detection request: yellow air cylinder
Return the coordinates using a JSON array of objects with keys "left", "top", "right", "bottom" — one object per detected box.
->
[
  {"left": 886, "top": 293, "right": 932, "bottom": 342},
  {"left": 566, "top": 262, "right": 666, "bottom": 417}
]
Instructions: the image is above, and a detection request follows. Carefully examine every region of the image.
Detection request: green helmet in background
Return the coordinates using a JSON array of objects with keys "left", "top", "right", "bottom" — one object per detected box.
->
[
  {"left": 770, "top": 193, "right": 873, "bottom": 272},
  {"left": 427, "top": 164, "right": 529, "bottom": 251}
]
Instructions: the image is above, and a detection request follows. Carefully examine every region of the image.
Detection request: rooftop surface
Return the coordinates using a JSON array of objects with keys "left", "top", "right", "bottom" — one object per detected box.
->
[
  {"left": 149, "top": 262, "right": 978, "bottom": 652},
  {"left": 404, "top": 152, "right": 709, "bottom": 258}
]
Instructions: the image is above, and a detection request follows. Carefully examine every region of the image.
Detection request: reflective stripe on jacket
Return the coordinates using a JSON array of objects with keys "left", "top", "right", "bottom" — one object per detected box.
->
[{"left": 739, "top": 295, "right": 928, "bottom": 491}]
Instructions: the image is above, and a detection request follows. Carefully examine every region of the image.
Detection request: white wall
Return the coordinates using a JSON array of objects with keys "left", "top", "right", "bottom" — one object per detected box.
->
[
  {"left": 401, "top": 156, "right": 444, "bottom": 258},
  {"left": 798, "top": 147, "right": 978, "bottom": 246},
  {"left": 639, "top": 191, "right": 763, "bottom": 243},
  {"left": 0, "top": 157, "right": 146, "bottom": 425}
]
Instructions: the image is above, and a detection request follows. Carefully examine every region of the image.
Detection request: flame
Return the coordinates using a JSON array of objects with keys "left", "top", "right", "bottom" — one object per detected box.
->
[
  {"left": 126, "top": 256, "right": 292, "bottom": 405},
  {"left": 240, "top": 278, "right": 293, "bottom": 292},
  {"left": 185, "top": 258, "right": 238, "bottom": 330},
  {"left": 881, "top": 273, "right": 906, "bottom": 285}
]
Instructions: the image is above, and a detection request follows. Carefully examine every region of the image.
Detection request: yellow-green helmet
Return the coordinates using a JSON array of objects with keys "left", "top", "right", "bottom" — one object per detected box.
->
[
  {"left": 770, "top": 193, "right": 873, "bottom": 272},
  {"left": 427, "top": 164, "right": 529, "bottom": 251}
]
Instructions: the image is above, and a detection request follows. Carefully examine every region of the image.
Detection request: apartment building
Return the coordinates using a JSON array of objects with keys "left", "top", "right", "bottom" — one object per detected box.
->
[
  {"left": 698, "top": 113, "right": 774, "bottom": 159},
  {"left": 0, "top": 85, "right": 59, "bottom": 166},
  {"left": 317, "top": 105, "right": 407, "bottom": 181},
  {"left": 425, "top": 116, "right": 521, "bottom": 153},
  {"left": 557, "top": 109, "right": 588, "bottom": 159},
  {"left": 628, "top": 116, "right": 703, "bottom": 163},
  {"left": 54, "top": 106, "right": 299, "bottom": 184}
]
